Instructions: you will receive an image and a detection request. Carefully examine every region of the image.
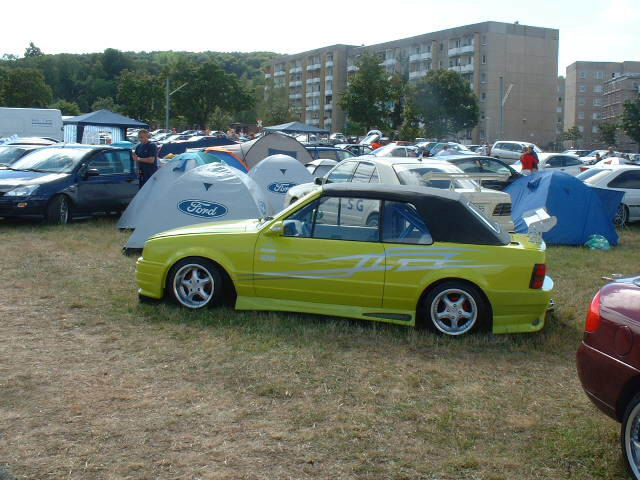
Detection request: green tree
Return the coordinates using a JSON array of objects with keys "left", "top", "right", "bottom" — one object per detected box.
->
[
  {"left": 24, "top": 42, "right": 44, "bottom": 57},
  {"left": 621, "top": 95, "right": 640, "bottom": 152},
  {"left": 116, "top": 70, "right": 162, "bottom": 123},
  {"left": 598, "top": 121, "right": 618, "bottom": 146},
  {"left": 208, "top": 107, "right": 232, "bottom": 131},
  {"left": 49, "top": 99, "right": 81, "bottom": 116},
  {"left": 91, "top": 96, "right": 118, "bottom": 112},
  {"left": 259, "top": 80, "right": 295, "bottom": 126},
  {"left": 338, "top": 53, "right": 391, "bottom": 131},
  {"left": 172, "top": 60, "right": 253, "bottom": 128},
  {"left": 412, "top": 69, "right": 479, "bottom": 139},
  {"left": 388, "top": 72, "right": 409, "bottom": 131},
  {"left": 1, "top": 67, "right": 52, "bottom": 107},
  {"left": 398, "top": 102, "right": 421, "bottom": 141},
  {"left": 562, "top": 125, "right": 582, "bottom": 147},
  {"left": 101, "top": 48, "right": 132, "bottom": 80}
]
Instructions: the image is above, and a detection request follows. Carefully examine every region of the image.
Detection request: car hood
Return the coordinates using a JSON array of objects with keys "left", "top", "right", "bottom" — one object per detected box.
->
[
  {"left": 0, "top": 170, "right": 69, "bottom": 192},
  {"left": 150, "top": 218, "right": 261, "bottom": 239}
]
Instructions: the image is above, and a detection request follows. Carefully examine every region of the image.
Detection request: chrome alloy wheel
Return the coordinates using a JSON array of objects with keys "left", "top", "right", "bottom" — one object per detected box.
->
[
  {"left": 172, "top": 264, "right": 215, "bottom": 309},
  {"left": 430, "top": 288, "right": 478, "bottom": 335},
  {"left": 625, "top": 401, "right": 640, "bottom": 479}
]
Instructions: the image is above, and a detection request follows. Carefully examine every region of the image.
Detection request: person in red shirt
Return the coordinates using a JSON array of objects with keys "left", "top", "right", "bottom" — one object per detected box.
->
[{"left": 520, "top": 146, "right": 538, "bottom": 175}]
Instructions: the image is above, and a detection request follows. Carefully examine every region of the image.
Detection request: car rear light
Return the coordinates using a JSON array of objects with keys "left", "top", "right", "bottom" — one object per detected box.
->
[
  {"left": 492, "top": 203, "right": 512, "bottom": 216},
  {"left": 529, "top": 264, "right": 546, "bottom": 289},
  {"left": 585, "top": 291, "right": 602, "bottom": 333}
]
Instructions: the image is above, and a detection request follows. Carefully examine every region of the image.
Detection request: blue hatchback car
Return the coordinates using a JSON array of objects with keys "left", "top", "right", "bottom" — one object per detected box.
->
[{"left": 0, "top": 144, "right": 138, "bottom": 224}]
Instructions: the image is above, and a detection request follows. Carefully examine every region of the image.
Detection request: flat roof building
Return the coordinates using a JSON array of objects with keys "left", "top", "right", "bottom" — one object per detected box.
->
[{"left": 264, "top": 21, "right": 559, "bottom": 147}]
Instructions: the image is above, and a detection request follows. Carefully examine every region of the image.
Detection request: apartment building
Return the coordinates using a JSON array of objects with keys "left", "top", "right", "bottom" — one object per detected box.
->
[
  {"left": 264, "top": 21, "right": 559, "bottom": 147},
  {"left": 557, "top": 76, "right": 565, "bottom": 142},
  {"left": 602, "top": 73, "right": 640, "bottom": 151},
  {"left": 564, "top": 61, "right": 640, "bottom": 149}
]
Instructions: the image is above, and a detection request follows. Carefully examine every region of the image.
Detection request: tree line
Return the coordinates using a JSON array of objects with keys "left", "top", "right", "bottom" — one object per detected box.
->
[{"left": 0, "top": 43, "right": 280, "bottom": 129}]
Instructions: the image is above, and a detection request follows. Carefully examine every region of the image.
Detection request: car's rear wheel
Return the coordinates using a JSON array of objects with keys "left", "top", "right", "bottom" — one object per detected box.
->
[
  {"left": 622, "top": 393, "right": 640, "bottom": 479},
  {"left": 44, "top": 195, "right": 71, "bottom": 225},
  {"left": 421, "top": 281, "right": 488, "bottom": 336},
  {"left": 615, "top": 203, "right": 629, "bottom": 227},
  {"left": 167, "top": 258, "right": 223, "bottom": 309}
]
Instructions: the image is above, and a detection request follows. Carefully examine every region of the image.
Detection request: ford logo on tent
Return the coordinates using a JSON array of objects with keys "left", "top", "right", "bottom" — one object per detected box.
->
[
  {"left": 177, "top": 200, "right": 228, "bottom": 219},
  {"left": 267, "top": 182, "right": 297, "bottom": 194}
]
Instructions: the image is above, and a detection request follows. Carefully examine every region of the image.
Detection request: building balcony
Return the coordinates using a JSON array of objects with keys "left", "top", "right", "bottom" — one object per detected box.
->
[
  {"left": 306, "top": 105, "right": 320, "bottom": 111},
  {"left": 381, "top": 58, "right": 397, "bottom": 66},
  {"left": 347, "top": 65, "right": 359, "bottom": 72},
  {"left": 289, "top": 93, "right": 302, "bottom": 99},
  {"left": 409, "top": 52, "right": 431, "bottom": 62},
  {"left": 409, "top": 70, "right": 427, "bottom": 80},
  {"left": 306, "top": 63, "right": 321, "bottom": 71},
  {"left": 325, "top": 75, "right": 333, "bottom": 81},
  {"left": 324, "top": 118, "right": 332, "bottom": 125},
  {"left": 274, "top": 70, "right": 286, "bottom": 77},
  {"left": 325, "top": 89, "right": 333, "bottom": 96},
  {"left": 289, "top": 66, "right": 302, "bottom": 74},
  {"left": 306, "top": 91, "right": 321, "bottom": 98},
  {"left": 264, "top": 73, "right": 272, "bottom": 79},
  {"left": 308, "top": 118, "right": 320, "bottom": 125},
  {"left": 306, "top": 77, "right": 320, "bottom": 84},
  {"left": 460, "top": 63, "right": 474, "bottom": 73},
  {"left": 324, "top": 103, "right": 333, "bottom": 110},
  {"left": 460, "top": 44, "right": 474, "bottom": 54},
  {"left": 325, "top": 60, "right": 334, "bottom": 67},
  {"left": 289, "top": 80, "right": 302, "bottom": 87}
]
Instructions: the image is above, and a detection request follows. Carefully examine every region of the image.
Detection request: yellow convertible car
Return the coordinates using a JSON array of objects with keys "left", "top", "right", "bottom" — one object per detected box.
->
[{"left": 136, "top": 184, "right": 553, "bottom": 336}]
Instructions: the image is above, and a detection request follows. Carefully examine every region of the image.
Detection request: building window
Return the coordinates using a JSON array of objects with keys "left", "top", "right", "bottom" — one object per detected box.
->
[
  {"left": 592, "top": 125, "right": 599, "bottom": 134},
  {"left": 578, "top": 112, "right": 585, "bottom": 120},
  {"left": 593, "top": 85, "right": 603, "bottom": 93},
  {"left": 593, "top": 98, "right": 603, "bottom": 106},
  {"left": 480, "top": 111, "right": 485, "bottom": 120},
  {"left": 579, "top": 71, "right": 586, "bottom": 79},
  {"left": 481, "top": 55, "right": 487, "bottom": 64},
  {"left": 578, "top": 125, "right": 584, "bottom": 133},
  {"left": 578, "top": 84, "right": 586, "bottom": 93},
  {"left": 595, "top": 71, "right": 604, "bottom": 80},
  {"left": 578, "top": 97, "right": 585, "bottom": 105},
  {"left": 326, "top": 53, "right": 333, "bottom": 62},
  {"left": 592, "top": 112, "right": 601, "bottom": 120},
  {"left": 480, "top": 92, "right": 486, "bottom": 102},
  {"left": 481, "top": 35, "right": 487, "bottom": 45},
  {"left": 426, "top": 44, "right": 431, "bottom": 53},
  {"left": 481, "top": 72, "right": 487, "bottom": 83}
]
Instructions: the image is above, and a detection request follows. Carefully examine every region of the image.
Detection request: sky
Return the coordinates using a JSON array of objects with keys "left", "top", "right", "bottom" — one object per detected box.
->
[{"left": 1, "top": 0, "right": 638, "bottom": 74}]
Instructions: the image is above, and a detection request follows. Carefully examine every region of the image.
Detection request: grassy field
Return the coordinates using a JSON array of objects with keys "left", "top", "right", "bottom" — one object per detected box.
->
[{"left": 0, "top": 218, "right": 638, "bottom": 480}]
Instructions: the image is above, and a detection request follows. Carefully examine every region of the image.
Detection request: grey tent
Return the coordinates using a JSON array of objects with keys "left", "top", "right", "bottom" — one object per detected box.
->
[
  {"left": 218, "top": 132, "right": 313, "bottom": 169},
  {"left": 263, "top": 121, "right": 329, "bottom": 135},
  {"left": 63, "top": 109, "right": 148, "bottom": 144}
]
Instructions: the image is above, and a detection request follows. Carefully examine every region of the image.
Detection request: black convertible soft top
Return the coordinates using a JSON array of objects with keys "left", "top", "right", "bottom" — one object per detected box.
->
[{"left": 321, "top": 183, "right": 510, "bottom": 246}]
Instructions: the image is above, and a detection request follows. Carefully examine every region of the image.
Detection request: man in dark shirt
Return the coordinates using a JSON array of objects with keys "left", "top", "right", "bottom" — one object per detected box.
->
[{"left": 133, "top": 129, "right": 157, "bottom": 187}]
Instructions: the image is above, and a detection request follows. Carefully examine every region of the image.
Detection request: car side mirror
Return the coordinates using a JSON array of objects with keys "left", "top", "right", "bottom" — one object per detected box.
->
[
  {"left": 314, "top": 177, "right": 323, "bottom": 186},
  {"left": 85, "top": 168, "right": 100, "bottom": 178},
  {"left": 266, "top": 220, "right": 284, "bottom": 236}
]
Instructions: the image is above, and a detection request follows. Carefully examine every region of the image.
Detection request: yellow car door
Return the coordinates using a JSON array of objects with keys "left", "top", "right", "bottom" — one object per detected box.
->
[{"left": 253, "top": 195, "right": 385, "bottom": 307}]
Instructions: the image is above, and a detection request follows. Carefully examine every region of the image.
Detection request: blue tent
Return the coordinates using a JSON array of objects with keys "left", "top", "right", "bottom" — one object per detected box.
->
[
  {"left": 505, "top": 170, "right": 623, "bottom": 245},
  {"left": 158, "top": 137, "right": 236, "bottom": 157}
]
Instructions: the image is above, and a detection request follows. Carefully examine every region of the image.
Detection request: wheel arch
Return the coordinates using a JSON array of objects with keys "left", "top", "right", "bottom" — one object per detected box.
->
[
  {"left": 415, "top": 277, "right": 493, "bottom": 329},
  {"left": 164, "top": 255, "right": 237, "bottom": 305},
  {"left": 617, "top": 375, "right": 640, "bottom": 421}
]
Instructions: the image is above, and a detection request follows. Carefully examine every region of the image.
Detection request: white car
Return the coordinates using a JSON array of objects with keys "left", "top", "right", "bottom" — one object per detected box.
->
[
  {"left": 371, "top": 144, "right": 421, "bottom": 158},
  {"left": 580, "top": 150, "right": 624, "bottom": 165},
  {"left": 577, "top": 166, "right": 640, "bottom": 225},
  {"left": 305, "top": 159, "right": 337, "bottom": 177},
  {"left": 512, "top": 153, "right": 584, "bottom": 176},
  {"left": 285, "top": 157, "right": 514, "bottom": 230},
  {"left": 491, "top": 141, "right": 542, "bottom": 163}
]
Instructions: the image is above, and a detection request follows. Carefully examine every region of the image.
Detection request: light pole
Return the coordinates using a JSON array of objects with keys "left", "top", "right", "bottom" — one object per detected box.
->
[{"left": 165, "top": 78, "right": 189, "bottom": 130}]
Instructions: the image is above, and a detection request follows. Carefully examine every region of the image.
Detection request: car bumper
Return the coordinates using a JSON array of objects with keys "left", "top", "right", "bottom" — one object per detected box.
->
[
  {"left": 0, "top": 196, "right": 49, "bottom": 217},
  {"left": 576, "top": 340, "right": 639, "bottom": 421},
  {"left": 491, "top": 275, "right": 553, "bottom": 334},
  {"left": 136, "top": 257, "right": 167, "bottom": 299}
]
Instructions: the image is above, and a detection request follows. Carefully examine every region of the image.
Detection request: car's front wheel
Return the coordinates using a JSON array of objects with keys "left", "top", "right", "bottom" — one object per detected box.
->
[
  {"left": 167, "top": 258, "right": 223, "bottom": 309},
  {"left": 622, "top": 393, "right": 640, "bottom": 479},
  {"left": 615, "top": 203, "right": 629, "bottom": 227},
  {"left": 44, "top": 195, "right": 71, "bottom": 225},
  {"left": 421, "top": 281, "right": 488, "bottom": 336}
]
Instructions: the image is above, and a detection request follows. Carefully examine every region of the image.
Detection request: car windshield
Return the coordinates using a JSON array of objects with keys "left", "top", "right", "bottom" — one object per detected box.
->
[
  {"left": 10, "top": 147, "right": 91, "bottom": 173},
  {"left": 0, "top": 146, "right": 32, "bottom": 165},
  {"left": 393, "top": 164, "right": 477, "bottom": 189},
  {"left": 577, "top": 168, "right": 611, "bottom": 184},
  {"left": 586, "top": 150, "right": 605, "bottom": 157}
]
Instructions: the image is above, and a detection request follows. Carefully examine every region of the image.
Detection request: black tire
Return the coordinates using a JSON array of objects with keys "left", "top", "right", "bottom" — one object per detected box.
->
[
  {"left": 166, "top": 258, "right": 224, "bottom": 309},
  {"left": 621, "top": 392, "right": 640, "bottom": 479},
  {"left": 419, "top": 281, "right": 489, "bottom": 336},
  {"left": 614, "top": 203, "right": 629, "bottom": 228},
  {"left": 44, "top": 195, "right": 71, "bottom": 225}
]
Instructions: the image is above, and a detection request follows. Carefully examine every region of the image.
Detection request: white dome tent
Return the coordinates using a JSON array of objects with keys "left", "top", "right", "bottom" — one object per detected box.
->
[
  {"left": 124, "top": 163, "right": 268, "bottom": 251},
  {"left": 248, "top": 154, "right": 313, "bottom": 214},
  {"left": 217, "top": 132, "right": 313, "bottom": 169}
]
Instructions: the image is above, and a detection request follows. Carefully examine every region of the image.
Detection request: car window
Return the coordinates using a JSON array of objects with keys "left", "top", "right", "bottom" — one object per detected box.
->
[
  {"left": 494, "top": 143, "right": 505, "bottom": 150},
  {"left": 326, "top": 161, "right": 357, "bottom": 183},
  {"left": 453, "top": 158, "right": 511, "bottom": 175},
  {"left": 563, "top": 156, "right": 582, "bottom": 167},
  {"left": 0, "top": 146, "right": 32, "bottom": 164},
  {"left": 577, "top": 168, "right": 608, "bottom": 182},
  {"left": 337, "top": 150, "right": 354, "bottom": 161},
  {"left": 10, "top": 147, "right": 90, "bottom": 173},
  {"left": 89, "top": 151, "right": 128, "bottom": 175},
  {"left": 608, "top": 170, "right": 640, "bottom": 189},
  {"left": 318, "top": 150, "right": 338, "bottom": 160},
  {"left": 369, "top": 168, "right": 380, "bottom": 183},
  {"left": 351, "top": 162, "right": 376, "bottom": 183},
  {"left": 314, "top": 165, "right": 334, "bottom": 178},
  {"left": 393, "top": 164, "right": 476, "bottom": 190},
  {"left": 382, "top": 201, "right": 432, "bottom": 245},
  {"left": 406, "top": 148, "right": 419, "bottom": 158},
  {"left": 546, "top": 156, "right": 563, "bottom": 168},
  {"left": 282, "top": 199, "right": 316, "bottom": 238}
]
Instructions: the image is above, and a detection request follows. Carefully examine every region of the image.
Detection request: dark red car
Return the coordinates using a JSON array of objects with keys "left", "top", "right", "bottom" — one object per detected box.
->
[{"left": 577, "top": 275, "right": 640, "bottom": 478}]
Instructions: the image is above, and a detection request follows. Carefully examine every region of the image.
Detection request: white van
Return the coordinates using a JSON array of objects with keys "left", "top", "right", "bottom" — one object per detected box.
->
[
  {"left": 0, "top": 107, "right": 63, "bottom": 141},
  {"left": 491, "top": 141, "right": 542, "bottom": 163}
]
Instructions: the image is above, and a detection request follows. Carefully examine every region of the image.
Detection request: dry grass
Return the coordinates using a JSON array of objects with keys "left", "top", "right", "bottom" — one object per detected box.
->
[{"left": 0, "top": 217, "right": 638, "bottom": 479}]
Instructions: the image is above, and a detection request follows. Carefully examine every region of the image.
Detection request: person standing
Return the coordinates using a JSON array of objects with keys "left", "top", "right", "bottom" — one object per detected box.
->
[
  {"left": 520, "top": 146, "right": 538, "bottom": 175},
  {"left": 133, "top": 129, "right": 158, "bottom": 188}
]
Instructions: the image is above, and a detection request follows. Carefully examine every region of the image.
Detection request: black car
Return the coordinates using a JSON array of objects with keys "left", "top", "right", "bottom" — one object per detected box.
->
[
  {"left": 0, "top": 144, "right": 138, "bottom": 224},
  {"left": 445, "top": 155, "right": 522, "bottom": 191},
  {"left": 0, "top": 145, "right": 42, "bottom": 169}
]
